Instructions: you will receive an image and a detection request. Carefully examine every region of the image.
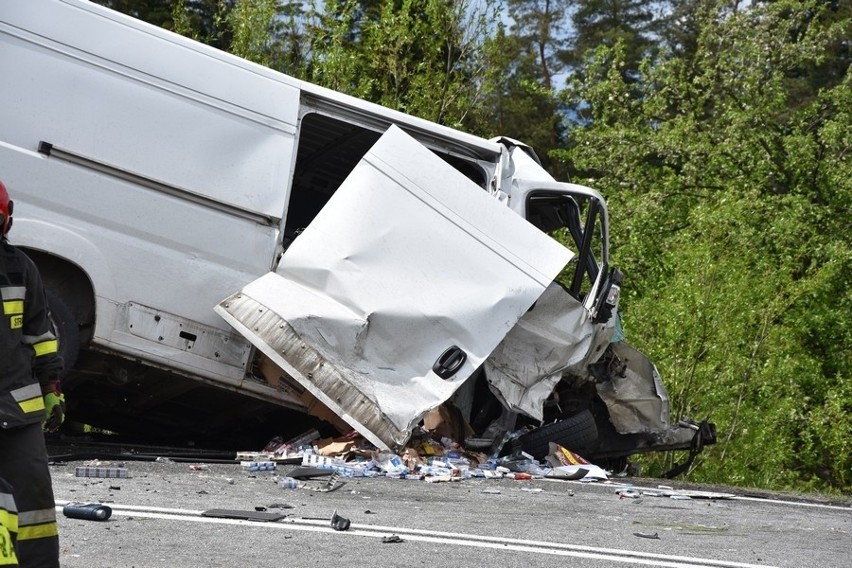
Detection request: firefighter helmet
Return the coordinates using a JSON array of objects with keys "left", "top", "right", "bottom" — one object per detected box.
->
[{"left": 0, "top": 180, "right": 12, "bottom": 235}]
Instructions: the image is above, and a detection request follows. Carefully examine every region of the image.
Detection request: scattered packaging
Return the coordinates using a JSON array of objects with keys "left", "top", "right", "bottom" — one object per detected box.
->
[
  {"left": 75, "top": 467, "right": 128, "bottom": 478},
  {"left": 372, "top": 452, "right": 409, "bottom": 476},
  {"left": 301, "top": 453, "right": 366, "bottom": 477},
  {"left": 422, "top": 403, "right": 474, "bottom": 441},
  {"left": 236, "top": 452, "right": 268, "bottom": 461},
  {"left": 316, "top": 438, "right": 355, "bottom": 456},
  {"left": 278, "top": 477, "right": 301, "bottom": 489},
  {"left": 237, "top": 414, "right": 636, "bottom": 488},
  {"left": 241, "top": 461, "right": 276, "bottom": 472},
  {"left": 425, "top": 475, "right": 460, "bottom": 483},
  {"left": 546, "top": 443, "right": 609, "bottom": 480}
]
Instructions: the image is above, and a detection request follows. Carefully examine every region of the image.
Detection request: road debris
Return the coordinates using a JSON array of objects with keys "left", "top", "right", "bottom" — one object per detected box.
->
[
  {"left": 236, "top": 428, "right": 616, "bottom": 489},
  {"left": 75, "top": 466, "right": 128, "bottom": 479},
  {"left": 616, "top": 488, "right": 642, "bottom": 499},
  {"left": 277, "top": 477, "right": 301, "bottom": 489},
  {"left": 330, "top": 510, "right": 351, "bottom": 531},
  {"left": 62, "top": 503, "right": 112, "bottom": 521},
  {"left": 201, "top": 509, "right": 288, "bottom": 522},
  {"left": 241, "top": 461, "right": 276, "bottom": 472},
  {"left": 314, "top": 472, "right": 347, "bottom": 493}
]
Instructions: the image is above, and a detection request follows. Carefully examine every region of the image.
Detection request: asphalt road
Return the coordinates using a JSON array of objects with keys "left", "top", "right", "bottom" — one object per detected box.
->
[{"left": 47, "top": 457, "right": 850, "bottom": 568}]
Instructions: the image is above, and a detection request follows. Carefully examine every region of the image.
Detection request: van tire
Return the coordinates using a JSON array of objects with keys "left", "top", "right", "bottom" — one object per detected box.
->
[
  {"left": 517, "top": 409, "right": 598, "bottom": 459},
  {"left": 46, "top": 289, "right": 80, "bottom": 378}
]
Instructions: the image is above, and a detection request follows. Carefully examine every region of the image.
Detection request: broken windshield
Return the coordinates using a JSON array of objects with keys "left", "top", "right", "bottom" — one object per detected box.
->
[{"left": 526, "top": 192, "right": 606, "bottom": 306}]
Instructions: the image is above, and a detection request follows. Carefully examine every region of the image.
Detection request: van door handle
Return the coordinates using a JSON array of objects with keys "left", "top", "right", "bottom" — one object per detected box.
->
[{"left": 432, "top": 345, "right": 467, "bottom": 379}]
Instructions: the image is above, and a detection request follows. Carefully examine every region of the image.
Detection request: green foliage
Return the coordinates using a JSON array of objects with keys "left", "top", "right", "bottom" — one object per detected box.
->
[
  {"left": 475, "top": 1, "right": 569, "bottom": 174},
  {"left": 228, "top": 0, "right": 277, "bottom": 65},
  {"left": 171, "top": 0, "right": 195, "bottom": 37},
  {"left": 558, "top": 0, "right": 850, "bottom": 491},
  {"left": 169, "top": 0, "right": 308, "bottom": 72},
  {"left": 306, "top": 0, "right": 499, "bottom": 128},
  {"left": 506, "top": 0, "right": 570, "bottom": 90},
  {"left": 563, "top": 0, "right": 658, "bottom": 85},
  {"left": 91, "top": 0, "right": 849, "bottom": 493},
  {"left": 93, "top": 0, "right": 175, "bottom": 26}
]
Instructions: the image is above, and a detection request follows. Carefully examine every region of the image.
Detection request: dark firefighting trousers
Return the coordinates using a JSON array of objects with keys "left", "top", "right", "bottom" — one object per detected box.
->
[{"left": 0, "top": 423, "right": 58, "bottom": 568}]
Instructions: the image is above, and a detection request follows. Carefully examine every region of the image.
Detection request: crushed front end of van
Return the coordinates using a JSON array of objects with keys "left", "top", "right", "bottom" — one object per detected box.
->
[{"left": 216, "top": 126, "right": 714, "bottom": 467}]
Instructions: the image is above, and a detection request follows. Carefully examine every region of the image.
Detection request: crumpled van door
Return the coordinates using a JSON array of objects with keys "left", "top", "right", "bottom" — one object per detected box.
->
[{"left": 216, "top": 126, "right": 573, "bottom": 450}]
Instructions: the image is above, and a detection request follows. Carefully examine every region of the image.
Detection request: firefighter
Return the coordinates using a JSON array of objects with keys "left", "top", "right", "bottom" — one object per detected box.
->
[{"left": 0, "top": 180, "right": 64, "bottom": 568}]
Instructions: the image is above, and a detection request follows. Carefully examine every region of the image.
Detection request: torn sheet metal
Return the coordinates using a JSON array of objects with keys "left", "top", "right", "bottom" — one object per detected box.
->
[
  {"left": 217, "top": 126, "right": 572, "bottom": 451},
  {"left": 595, "top": 341, "right": 670, "bottom": 434},
  {"left": 484, "top": 282, "right": 614, "bottom": 421}
]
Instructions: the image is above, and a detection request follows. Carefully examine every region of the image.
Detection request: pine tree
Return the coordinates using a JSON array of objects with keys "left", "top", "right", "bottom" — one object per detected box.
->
[
  {"left": 562, "top": 0, "right": 658, "bottom": 82},
  {"left": 472, "top": 0, "right": 571, "bottom": 174}
]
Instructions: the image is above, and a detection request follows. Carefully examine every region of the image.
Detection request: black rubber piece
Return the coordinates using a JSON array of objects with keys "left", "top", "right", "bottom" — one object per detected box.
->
[
  {"left": 516, "top": 409, "right": 599, "bottom": 459},
  {"left": 201, "top": 509, "right": 286, "bottom": 522},
  {"left": 286, "top": 466, "right": 334, "bottom": 479},
  {"left": 45, "top": 288, "right": 80, "bottom": 378}
]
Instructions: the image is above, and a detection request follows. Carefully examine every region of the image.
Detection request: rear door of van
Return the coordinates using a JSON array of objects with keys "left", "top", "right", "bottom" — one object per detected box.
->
[{"left": 216, "top": 126, "right": 573, "bottom": 450}]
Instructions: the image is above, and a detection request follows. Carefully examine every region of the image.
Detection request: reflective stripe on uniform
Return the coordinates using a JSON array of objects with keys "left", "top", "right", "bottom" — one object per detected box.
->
[
  {"left": 10, "top": 384, "right": 45, "bottom": 414},
  {"left": 31, "top": 340, "right": 58, "bottom": 357},
  {"left": 0, "top": 542, "right": 17, "bottom": 564},
  {"left": 23, "top": 331, "right": 56, "bottom": 345},
  {"left": 0, "top": 287, "right": 25, "bottom": 301},
  {"left": 18, "top": 509, "right": 55, "bottom": 527},
  {"left": 1, "top": 286, "right": 25, "bottom": 317},
  {"left": 10, "top": 384, "right": 41, "bottom": 403},
  {"left": 17, "top": 521, "right": 58, "bottom": 541},
  {"left": 0, "top": 528, "right": 17, "bottom": 565},
  {"left": 17, "top": 397, "right": 45, "bottom": 414},
  {"left": 0, "top": 493, "right": 16, "bottom": 517},
  {"left": 23, "top": 330, "right": 59, "bottom": 357},
  {"left": 0, "top": 508, "right": 17, "bottom": 534},
  {"left": 0, "top": 490, "right": 18, "bottom": 565},
  {"left": 17, "top": 507, "right": 57, "bottom": 541},
  {"left": 1, "top": 300, "right": 23, "bottom": 315}
]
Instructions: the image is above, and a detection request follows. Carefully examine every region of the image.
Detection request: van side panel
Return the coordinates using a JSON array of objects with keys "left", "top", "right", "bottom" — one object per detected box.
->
[
  {"left": 0, "top": 0, "right": 301, "bottom": 383},
  {"left": 0, "top": 0, "right": 299, "bottom": 218}
]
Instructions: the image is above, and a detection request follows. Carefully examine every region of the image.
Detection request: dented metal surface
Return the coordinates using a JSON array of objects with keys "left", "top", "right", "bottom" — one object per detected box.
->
[
  {"left": 217, "top": 290, "right": 408, "bottom": 449},
  {"left": 216, "top": 127, "right": 573, "bottom": 450},
  {"left": 484, "top": 282, "right": 611, "bottom": 421},
  {"left": 217, "top": 125, "right": 713, "bottom": 459},
  {"left": 596, "top": 341, "right": 671, "bottom": 434}
]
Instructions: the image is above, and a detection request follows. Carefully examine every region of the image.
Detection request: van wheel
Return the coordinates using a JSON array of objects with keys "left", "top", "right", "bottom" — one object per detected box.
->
[
  {"left": 517, "top": 409, "right": 598, "bottom": 459},
  {"left": 45, "top": 289, "right": 80, "bottom": 377}
]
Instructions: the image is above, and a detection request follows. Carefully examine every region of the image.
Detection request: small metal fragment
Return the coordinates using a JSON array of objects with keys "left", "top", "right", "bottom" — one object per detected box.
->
[{"left": 330, "top": 509, "right": 351, "bottom": 531}]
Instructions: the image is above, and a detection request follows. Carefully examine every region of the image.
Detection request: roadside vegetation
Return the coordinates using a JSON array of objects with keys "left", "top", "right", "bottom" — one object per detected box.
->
[{"left": 93, "top": 0, "right": 849, "bottom": 494}]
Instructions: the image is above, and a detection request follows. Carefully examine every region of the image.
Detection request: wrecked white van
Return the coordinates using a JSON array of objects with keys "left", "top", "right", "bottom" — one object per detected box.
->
[
  {"left": 216, "top": 126, "right": 714, "bottom": 467},
  {"left": 0, "top": 0, "right": 713, "bottom": 465}
]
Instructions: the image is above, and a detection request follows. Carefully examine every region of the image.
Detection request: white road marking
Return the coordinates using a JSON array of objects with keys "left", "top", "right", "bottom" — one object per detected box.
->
[
  {"left": 546, "top": 479, "right": 852, "bottom": 512},
  {"left": 731, "top": 496, "right": 851, "bottom": 511},
  {"left": 56, "top": 500, "right": 780, "bottom": 568}
]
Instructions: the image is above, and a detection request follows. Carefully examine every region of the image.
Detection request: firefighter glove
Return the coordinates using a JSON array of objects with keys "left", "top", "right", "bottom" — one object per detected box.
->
[{"left": 42, "top": 382, "right": 66, "bottom": 432}]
